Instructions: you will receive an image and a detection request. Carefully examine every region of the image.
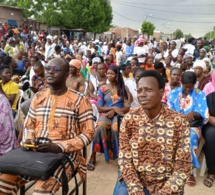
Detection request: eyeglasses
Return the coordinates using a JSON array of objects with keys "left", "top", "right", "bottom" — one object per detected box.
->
[{"left": 45, "top": 66, "right": 67, "bottom": 73}]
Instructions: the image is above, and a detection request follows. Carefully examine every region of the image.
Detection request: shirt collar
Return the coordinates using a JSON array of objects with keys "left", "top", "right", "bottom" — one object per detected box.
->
[{"left": 140, "top": 105, "right": 166, "bottom": 125}]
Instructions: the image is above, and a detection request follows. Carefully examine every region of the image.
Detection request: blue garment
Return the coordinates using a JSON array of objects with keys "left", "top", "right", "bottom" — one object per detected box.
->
[
  {"left": 167, "top": 87, "right": 209, "bottom": 169},
  {"left": 125, "top": 45, "right": 134, "bottom": 57},
  {"left": 97, "top": 86, "right": 124, "bottom": 108},
  {"left": 113, "top": 171, "right": 150, "bottom": 195},
  {"left": 96, "top": 44, "right": 102, "bottom": 56},
  {"left": 15, "top": 60, "right": 25, "bottom": 70},
  {"left": 167, "top": 87, "right": 208, "bottom": 124},
  {"left": 63, "top": 47, "right": 73, "bottom": 56}
]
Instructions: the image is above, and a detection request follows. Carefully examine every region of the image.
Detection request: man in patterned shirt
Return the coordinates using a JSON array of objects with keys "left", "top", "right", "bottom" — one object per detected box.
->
[
  {"left": 118, "top": 70, "right": 191, "bottom": 195},
  {"left": 0, "top": 58, "right": 94, "bottom": 194}
]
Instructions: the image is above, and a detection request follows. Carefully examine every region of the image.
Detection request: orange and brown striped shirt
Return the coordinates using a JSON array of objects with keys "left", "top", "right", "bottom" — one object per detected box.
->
[{"left": 22, "top": 88, "right": 94, "bottom": 179}]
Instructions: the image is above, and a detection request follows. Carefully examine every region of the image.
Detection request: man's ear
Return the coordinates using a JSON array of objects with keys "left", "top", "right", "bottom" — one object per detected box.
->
[{"left": 160, "top": 88, "right": 164, "bottom": 98}]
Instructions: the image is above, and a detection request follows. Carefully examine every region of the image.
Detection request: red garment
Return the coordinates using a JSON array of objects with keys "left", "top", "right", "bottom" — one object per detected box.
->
[{"left": 3, "top": 25, "right": 8, "bottom": 35}]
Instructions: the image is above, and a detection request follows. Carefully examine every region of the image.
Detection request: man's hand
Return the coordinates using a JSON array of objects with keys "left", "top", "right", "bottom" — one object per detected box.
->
[
  {"left": 106, "top": 110, "right": 115, "bottom": 119},
  {"left": 36, "top": 143, "right": 63, "bottom": 154},
  {"left": 24, "top": 139, "right": 36, "bottom": 145},
  {"left": 185, "top": 112, "right": 195, "bottom": 122},
  {"left": 209, "top": 116, "right": 215, "bottom": 126}
]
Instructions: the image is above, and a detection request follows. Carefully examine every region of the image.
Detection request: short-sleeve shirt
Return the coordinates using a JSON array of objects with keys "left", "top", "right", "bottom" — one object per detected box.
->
[{"left": 1, "top": 80, "right": 19, "bottom": 110}]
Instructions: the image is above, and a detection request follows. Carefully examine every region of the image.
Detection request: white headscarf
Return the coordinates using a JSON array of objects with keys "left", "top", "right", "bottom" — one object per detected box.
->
[{"left": 193, "top": 60, "right": 207, "bottom": 71}]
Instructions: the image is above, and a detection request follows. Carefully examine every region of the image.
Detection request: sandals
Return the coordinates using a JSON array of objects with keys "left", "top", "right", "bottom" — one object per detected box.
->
[
  {"left": 186, "top": 175, "right": 196, "bottom": 187},
  {"left": 87, "top": 162, "right": 95, "bottom": 171},
  {"left": 204, "top": 175, "right": 215, "bottom": 188}
]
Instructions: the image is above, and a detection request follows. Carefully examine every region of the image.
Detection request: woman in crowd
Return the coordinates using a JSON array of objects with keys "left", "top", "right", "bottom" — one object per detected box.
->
[
  {"left": 0, "top": 66, "right": 18, "bottom": 117},
  {"left": 133, "top": 36, "right": 147, "bottom": 66},
  {"left": 202, "top": 90, "right": 215, "bottom": 187},
  {"left": 90, "top": 57, "right": 102, "bottom": 77},
  {"left": 154, "top": 61, "right": 168, "bottom": 82},
  {"left": 89, "top": 62, "right": 108, "bottom": 104},
  {"left": 130, "top": 57, "right": 139, "bottom": 73},
  {"left": 1, "top": 56, "right": 17, "bottom": 75},
  {"left": 175, "top": 54, "right": 183, "bottom": 68},
  {"left": 185, "top": 55, "right": 194, "bottom": 71},
  {"left": 87, "top": 65, "right": 131, "bottom": 171},
  {"left": 162, "top": 67, "right": 182, "bottom": 103},
  {"left": 203, "top": 70, "right": 215, "bottom": 96},
  {"left": 105, "top": 54, "right": 115, "bottom": 67},
  {"left": 124, "top": 67, "right": 145, "bottom": 110},
  {"left": 66, "top": 59, "right": 85, "bottom": 94},
  {"left": 193, "top": 60, "right": 210, "bottom": 90},
  {"left": 167, "top": 71, "right": 209, "bottom": 187},
  {"left": 0, "top": 84, "right": 17, "bottom": 156},
  {"left": 164, "top": 55, "right": 173, "bottom": 82},
  {"left": 141, "top": 57, "right": 154, "bottom": 70},
  {"left": 4, "top": 37, "right": 18, "bottom": 60},
  {"left": 31, "top": 61, "right": 46, "bottom": 93},
  {"left": 203, "top": 57, "right": 212, "bottom": 81},
  {"left": 120, "top": 60, "right": 132, "bottom": 80}
]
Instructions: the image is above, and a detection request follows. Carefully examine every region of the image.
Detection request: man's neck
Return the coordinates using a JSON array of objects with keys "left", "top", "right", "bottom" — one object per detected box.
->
[
  {"left": 49, "top": 85, "right": 68, "bottom": 96},
  {"left": 144, "top": 104, "right": 162, "bottom": 120}
]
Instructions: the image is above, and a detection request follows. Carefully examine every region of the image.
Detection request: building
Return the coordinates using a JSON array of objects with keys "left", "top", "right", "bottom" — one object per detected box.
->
[
  {"left": 108, "top": 27, "right": 139, "bottom": 39},
  {"left": 0, "top": 5, "right": 48, "bottom": 32},
  {"left": 0, "top": 5, "right": 23, "bottom": 27}
]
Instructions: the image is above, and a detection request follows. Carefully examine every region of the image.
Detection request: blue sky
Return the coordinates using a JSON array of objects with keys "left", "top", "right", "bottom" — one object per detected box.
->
[{"left": 111, "top": 0, "right": 215, "bottom": 37}]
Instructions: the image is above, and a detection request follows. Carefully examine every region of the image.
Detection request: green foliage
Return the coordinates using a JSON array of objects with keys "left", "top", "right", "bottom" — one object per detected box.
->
[
  {"left": 204, "top": 26, "right": 215, "bottom": 39},
  {"left": 1, "top": 0, "right": 113, "bottom": 32},
  {"left": 184, "top": 33, "right": 192, "bottom": 40},
  {"left": 173, "top": 29, "right": 184, "bottom": 39},
  {"left": 141, "top": 21, "right": 155, "bottom": 36}
]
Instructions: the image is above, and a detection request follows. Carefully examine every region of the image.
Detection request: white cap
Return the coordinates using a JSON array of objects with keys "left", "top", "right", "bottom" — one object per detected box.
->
[{"left": 193, "top": 60, "right": 207, "bottom": 71}]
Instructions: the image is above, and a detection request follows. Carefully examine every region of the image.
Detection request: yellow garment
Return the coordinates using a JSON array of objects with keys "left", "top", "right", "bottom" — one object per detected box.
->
[
  {"left": 166, "top": 68, "right": 171, "bottom": 82},
  {"left": 123, "top": 72, "right": 133, "bottom": 80},
  {"left": 86, "top": 63, "right": 92, "bottom": 75},
  {"left": 1, "top": 80, "right": 18, "bottom": 110}
]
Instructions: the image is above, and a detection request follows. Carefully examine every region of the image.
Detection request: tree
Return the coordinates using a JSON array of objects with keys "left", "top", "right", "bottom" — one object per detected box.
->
[
  {"left": 141, "top": 21, "right": 155, "bottom": 39},
  {"left": 184, "top": 33, "right": 193, "bottom": 40},
  {"left": 1, "top": 0, "right": 113, "bottom": 32},
  {"left": 173, "top": 29, "right": 184, "bottom": 39},
  {"left": 204, "top": 26, "right": 215, "bottom": 39}
]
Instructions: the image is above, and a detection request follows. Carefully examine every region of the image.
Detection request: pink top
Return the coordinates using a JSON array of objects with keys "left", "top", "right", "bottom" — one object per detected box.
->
[
  {"left": 162, "top": 82, "right": 181, "bottom": 103},
  {"left": 203, "top": 70, "right": 215, "bottom": 96}
]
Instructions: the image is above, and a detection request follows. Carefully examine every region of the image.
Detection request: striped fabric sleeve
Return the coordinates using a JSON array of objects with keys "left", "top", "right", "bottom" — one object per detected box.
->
[
  {"left": 57, "top": 97, "right": 94, "bottom": 153},
  {"left": 22, "top": 97, "right": 37, "bottom": 144}
]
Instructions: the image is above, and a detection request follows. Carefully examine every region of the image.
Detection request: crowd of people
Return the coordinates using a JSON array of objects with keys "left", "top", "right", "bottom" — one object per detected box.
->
[{"left": 0, "top": 23, "right": 215, "bottom": 194}]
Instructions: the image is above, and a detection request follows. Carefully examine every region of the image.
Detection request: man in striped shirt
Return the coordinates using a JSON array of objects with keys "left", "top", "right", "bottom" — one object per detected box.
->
[{"left": 0, "top": 58, "right": 94, "bottom": 194}]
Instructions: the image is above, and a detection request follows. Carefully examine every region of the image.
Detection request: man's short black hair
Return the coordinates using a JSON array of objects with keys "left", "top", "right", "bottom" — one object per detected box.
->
[
  {"left": 0, "top": 65, "right": 10, "bottom": 74},
  {"left": 137, "top": 70, "right": 165, "bottom": 89},
  {"left": 33, "top": 61, "right": 43, "bottom": 68},
  {"left": 131, "top": 58, "right": 139, "bottom": 64},
  {"left": 55, "top": 45, "right": 61, "bottom": 52},
  {"left": 181, "top": 71, "right": 197, "bottom": 84},
  {"left": 1, "top": 56, "right": 13, "bottom": 66},
  {"left": 133, "top": 67, "right": 145, "bottom": 77}
]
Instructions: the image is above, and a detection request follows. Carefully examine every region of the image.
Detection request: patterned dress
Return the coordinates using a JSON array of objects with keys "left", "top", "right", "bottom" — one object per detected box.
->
[
  {"left": 66, "top": 75, "right": 85, "bottom": 94},
  {"left": 167, "top": 87, "right": 209, "bottom": 169},
  {"left": 0, "top": 94, "right": 17, "bottom": 155},
  {"left": 119, "top": 106, "right": 191, "bottom": 195},
  {"left": 92, "top": 84, "right": 131, "bottom": 162}
]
